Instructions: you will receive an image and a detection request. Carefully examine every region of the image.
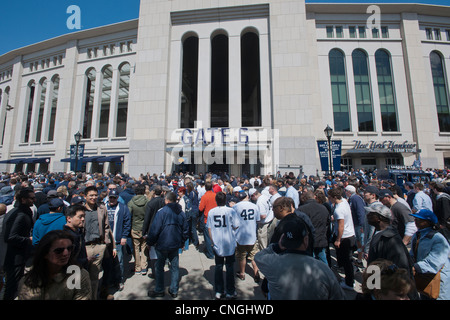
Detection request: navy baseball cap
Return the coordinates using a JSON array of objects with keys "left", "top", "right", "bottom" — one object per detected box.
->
[
  {"left": 71, "top": 196, "right": 85, "bottom": 205},
  {"left": 280, "top": 216, "right": 308, "bottom": 250},
  {"left": 378, "top": 189, "right": 393, "bottom": 199},
  {"left": 109, "top": 189, "right": 120, "bottom": 198},
  {"left": 48, "top": 198, "right": 64, "bottom": 209},
  {"left": 410, "top": 209, "right": 438, "bottom": 224},
  {"left": 364, "top": 186, "right": 379, "bottom": 196}
]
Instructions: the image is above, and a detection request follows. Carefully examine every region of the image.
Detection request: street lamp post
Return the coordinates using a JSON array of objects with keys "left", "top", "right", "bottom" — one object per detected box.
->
[
  {"left": 74, "top": 131, "right": 82, "bottom": 173},
  {"left": 324, "top": 125, "right": 333, "bottom": 176}
]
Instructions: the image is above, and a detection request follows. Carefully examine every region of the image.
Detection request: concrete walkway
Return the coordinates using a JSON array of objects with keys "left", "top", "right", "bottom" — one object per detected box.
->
[{"left": 113, "top": 235, "right": 362, "bottom": 301}]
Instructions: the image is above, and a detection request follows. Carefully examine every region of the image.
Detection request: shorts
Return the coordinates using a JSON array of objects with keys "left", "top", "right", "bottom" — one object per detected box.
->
[{"left": 235, "top": 243, "right": 259, "bottom": 261}]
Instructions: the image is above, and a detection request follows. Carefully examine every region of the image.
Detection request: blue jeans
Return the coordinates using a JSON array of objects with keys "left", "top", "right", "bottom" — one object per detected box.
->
[
  {"left": 201, "top": 218, "right": 214, "bottom": 259},
  {"left": 214, "top": 252, "right": 236, "bottom": 295},
  {"left": 154, "top": 248, "right": 180, "bottom": 294},
  {"left": 189, "top": 215, "right": 199, "bottom": 247},
  {"left": 103, "top": 243, "right": 126, "bottom": 286},
  {"left": 313, "top": 247, "right": 328, "bottom": 266},
  {"left": 116, "top": 243, "right": 126, "bottom": 282}
]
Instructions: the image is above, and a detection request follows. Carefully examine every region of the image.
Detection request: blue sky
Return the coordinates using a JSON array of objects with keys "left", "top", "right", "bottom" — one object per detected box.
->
[{"left": 0, "top": 0, "right": 448, "bottom": 56}]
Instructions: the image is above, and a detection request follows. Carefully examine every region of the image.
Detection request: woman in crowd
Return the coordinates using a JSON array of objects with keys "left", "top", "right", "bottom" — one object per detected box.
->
[{"left": 17, "top": 230, "right": 92, "bottom": 300}]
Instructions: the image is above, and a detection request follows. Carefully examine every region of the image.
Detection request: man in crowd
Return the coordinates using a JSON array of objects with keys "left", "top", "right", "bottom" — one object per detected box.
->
[
  {"left": 249, "top": 188, "right": 273, "bottom": 251},
  {"left": 83, "top": 185, "right": 114, "bottom": 300},
  {"left": 412, "top": 182, "right": 433, "bottom": 213},
  {"left": 379, "top": 189, "right": 416, "bottom": 246},
  {"left": 199, "top": 182, "right": 217, "bottom": 259},
  {"left": 147, "top": 192, "right": 188, "bottom": 298},
  {"left": 298, "top": 191, "right": 330, "bottom": 265},
  {"left": 104, "top": 189, "right": 131, "bottom": 293},
  {"left": 255, "top": 215, "right": 346, "bottom": 300},
  {"left": 2, "top": 188, "right": 35, "bottom": 300},
  {"left": 328, "top": 187, "right": 356, "bottom": 291},
  {"left": 207, "top": 192, "right": 240, "bottom": 300},
  {"left": 344, "top": 185, "right": 366, "bottom": 268},
  {"left": 233, "top": 191, "right": 261, "bottom": 282}
]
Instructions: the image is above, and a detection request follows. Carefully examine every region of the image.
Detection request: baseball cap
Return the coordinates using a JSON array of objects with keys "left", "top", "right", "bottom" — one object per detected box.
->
[
  {"left": 249, "top": 188, "right": 257, "bottom": 196},
  {"left": 238, "top": 190, "right": 248, "bottom": 201},
  {"left": 365, "top": 203, "right": 392, "bottom": 220},
  {"left": 378, "top": 189, "right": 393, "bottom": 199},
  {"left": 71, "top": 196, "right": 86, "bottom": 205},
  {"left": 280, "top": 216, "right": 308, "bottom": 250},
  {"left": 48, "top": 198, "right": 64, "bottom": 210},
  {"left": 344, "top": 185, "right": 356, "bottom": 193},
  {"left": 109, "top": 189, "right": 120, "bottom": 198},
  {"left": 233, "top": 186, "right": 242, "bottom": 192},
  {"left": 410, "top": 209, "right": 438, "bottom": 224},
  {"left": 47, "top": 190, "right": 58, "bottom": 198},
  {"left": 364, "top": 186, "right": 379, "bottom": 196}
]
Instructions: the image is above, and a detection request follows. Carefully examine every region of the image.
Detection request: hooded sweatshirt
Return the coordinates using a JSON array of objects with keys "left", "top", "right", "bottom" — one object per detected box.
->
[
  {"left": 32, "top": 212, "right": 67, "bottom": 246},
  {"left": 128, "top": 195, "right": 149, "bottom": 231}
]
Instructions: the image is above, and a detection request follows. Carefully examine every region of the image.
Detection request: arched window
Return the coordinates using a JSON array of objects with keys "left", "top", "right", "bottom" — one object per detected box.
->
[
  {"left": 1, "top": 87, "right": 9, "bottom": 145},
  {"left": 241, "top": 31, "right": 261, "bottom": 127},
  {"left": 180, "top": 36, "right": 199, "bottom": 129},
  {"left": 117, "top": 63, "right": 130, "bottom": 137},
  {"left": 99, "top": 65, "right": 113, "bottom": 138},
  {"left": 24, "top": 80, "right": 36, "bottom": 143},
  {"left": 430, "top": 51, "right": 450, "bottom": 132},
  {"left": 48, "top": 75, "right": 60, "bottom": 141},
  {"left": 375, "top": 50, "right": 398, "bottom": 132},
  {"left": 211, "top": 33, "right": 229, "bottom": 128},
  {"left": 35, "top": 78, "right": 47, "bottom": 142},
  {"left": 83, "top": 68, "right": 96, "bottom": 139},
  {"left": 352, "top": 49, "right": 374, "bottom": 132},
  {"left": 329, "top": 49, "right": 350, "bottom": 132}
]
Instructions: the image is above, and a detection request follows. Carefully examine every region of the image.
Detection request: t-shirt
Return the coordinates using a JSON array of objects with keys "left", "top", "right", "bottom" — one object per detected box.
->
[
  {"left": 207, "top": 206, "right": 240, "bottom": 257},
  {"left": 333, "top": 200, "right": 355, "bottom": 239},
  {"left": 85, "top": 210, "right": 100, "bottom": 243},
  {"left": 391, "top": 201, "right": 414, "bottom": 238},
  {"left": 233, "top": 200, "right": 261, "bottom": 245}
]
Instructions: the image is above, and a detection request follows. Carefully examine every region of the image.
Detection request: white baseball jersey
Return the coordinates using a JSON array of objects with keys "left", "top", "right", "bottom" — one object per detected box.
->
[
  {"left": 233, "top": 200, "right": 261, "bottom": 245},
  {"left": 207, "top": 206, "right": 240, "bottom": 257},
  {"left": 256, "top": 193, "right": 273, "bottom": 224}
]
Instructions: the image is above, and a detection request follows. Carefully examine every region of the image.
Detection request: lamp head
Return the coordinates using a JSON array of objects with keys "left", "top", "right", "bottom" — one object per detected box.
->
[{"left": 324, "top": 125, "right": 333, "bottom": 139}]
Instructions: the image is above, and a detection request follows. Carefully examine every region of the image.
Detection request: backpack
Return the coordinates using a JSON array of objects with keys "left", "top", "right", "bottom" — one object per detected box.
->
[{"left": 183, "top": 195, "right": 193, "bottom": 220}]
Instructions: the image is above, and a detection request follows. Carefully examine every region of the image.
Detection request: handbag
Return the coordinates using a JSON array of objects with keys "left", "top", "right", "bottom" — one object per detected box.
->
[
  {"left": 414, "top": 269, "right": 441, "bottom": 299},
  {"left": 412, "top": 231, "right": 442, "bottom": 299}
]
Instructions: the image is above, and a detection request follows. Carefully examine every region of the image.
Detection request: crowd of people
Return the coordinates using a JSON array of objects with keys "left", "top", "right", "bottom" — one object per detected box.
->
[{"left": 0, "top": 167, "right": 449, "bottom": 300}]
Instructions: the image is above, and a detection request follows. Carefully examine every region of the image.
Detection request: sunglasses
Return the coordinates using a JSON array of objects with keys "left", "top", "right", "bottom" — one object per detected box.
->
[{"left": 53, "top": 245, "right": 74, "bottom": 255}]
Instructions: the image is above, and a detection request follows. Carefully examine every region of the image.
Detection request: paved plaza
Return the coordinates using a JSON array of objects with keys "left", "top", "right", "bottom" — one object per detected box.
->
[{"left": 113, "top": 234, "right": 362, "bottom": 301}]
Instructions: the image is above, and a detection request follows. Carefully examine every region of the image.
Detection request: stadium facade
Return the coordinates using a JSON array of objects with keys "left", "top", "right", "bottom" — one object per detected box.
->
[{"left": 0, "top": 0, "right": 449, "bottom": 177}]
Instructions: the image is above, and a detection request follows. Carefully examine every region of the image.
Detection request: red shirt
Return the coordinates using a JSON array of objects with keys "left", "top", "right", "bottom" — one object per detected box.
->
[
  {"left": 212, "top": 184, "right": 222, "bottom": 193},
  {"left": 199, "top": 191, "right": 217, "bottom": 224}
]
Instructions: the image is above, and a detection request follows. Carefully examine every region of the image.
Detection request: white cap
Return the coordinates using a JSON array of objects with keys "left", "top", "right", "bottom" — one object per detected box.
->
[
  {"left": 233, "top": 186, "right": 242, "bottom": 192},
  {"left": 249, "top": 188, "right": 257, "bottom": 196},
  {"left": 345, "top": 185, "right": 356, "bottom": 193}
]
